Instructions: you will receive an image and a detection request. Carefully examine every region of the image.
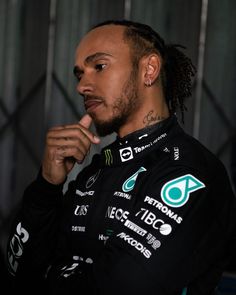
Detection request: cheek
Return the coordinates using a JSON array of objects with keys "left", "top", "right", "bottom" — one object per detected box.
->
[{"left": 102, "top": 71, "right": 130, "bottom": 97}]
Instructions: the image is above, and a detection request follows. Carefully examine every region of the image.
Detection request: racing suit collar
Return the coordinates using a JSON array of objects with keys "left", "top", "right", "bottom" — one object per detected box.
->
[
  {"left": 100, "top": 114, "right": 181, "bottom": 167},
  {"left": 116, "top": 115, "right": 173, "bottom": 146}
]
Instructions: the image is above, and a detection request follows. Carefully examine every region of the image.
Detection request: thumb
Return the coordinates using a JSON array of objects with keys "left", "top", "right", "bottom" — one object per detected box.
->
[
  {"left": 79, "top": 114, "right": 93, "bottom": 128},
  {"left": 78, "top": 114, "right": 100, "bottom": 144}
]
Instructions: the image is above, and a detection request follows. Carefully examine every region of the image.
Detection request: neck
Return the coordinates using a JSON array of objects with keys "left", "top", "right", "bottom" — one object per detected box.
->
[
  {"left": 118, "top": 83, "right": 170, "bottom": 138},
  {"left": 118, "top": 102, "right": 169, "bottom": 138},
  {"left": 142, "top": 110, "right": 168, "bottom": 127}
]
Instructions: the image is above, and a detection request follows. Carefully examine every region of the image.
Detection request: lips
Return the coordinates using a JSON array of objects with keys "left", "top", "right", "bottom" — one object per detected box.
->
[{"left": 84, "top": 97, "right": 103, "bottom": 112}]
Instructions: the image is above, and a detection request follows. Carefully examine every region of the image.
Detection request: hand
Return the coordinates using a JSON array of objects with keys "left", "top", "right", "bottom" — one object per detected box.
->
[{"left": 42, "top": 114, "right": 100, "bottom": 185}]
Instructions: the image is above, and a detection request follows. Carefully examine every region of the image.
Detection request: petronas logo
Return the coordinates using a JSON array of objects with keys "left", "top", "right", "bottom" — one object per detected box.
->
[
  {"left": 122, "top": 167, "right": 147, "bottom": 192},
  {"left": 104, "top": 149, "right": 113, "bottom": 166},
  {"left": 161, "top": 174, "right": 205, "bottom": 208}
]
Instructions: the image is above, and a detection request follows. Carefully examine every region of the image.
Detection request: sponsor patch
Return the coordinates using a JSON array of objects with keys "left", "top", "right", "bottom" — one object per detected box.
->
[
  {"left": 76, "top": 189, "right": 94, "bottom": 197},
  {"left": 135, "top": 208, "right": 172, "bottom": 235},
  {"left": 104, "top": 149, "right": 113, "bottom": 165},
  {"left": 124, "top": 220, "right": 147, "bottom": 237},
  {"left": 71, "top": 226, "right": 86, "bottom": 232},
  {"left": 161, "top": 174, "right": 205, "bottom": 207},
  {"left": 8, "top": 222, "right": 29, "bottom": 275},
  {"left": 119, "top": 147, "right": 133, "bottom": 162},
  {"left": 122, "top": 167, "right": 146, "bottom": 192},
  {"left": 86, "top": 169, "right": 101, "bottom": 188},
  {"left": 114, "top": 191, "right": 132, "bottom": 200},
  {"left": 117, "top": 232, "right": 152, "bottom": 259},
  {"left": 74, "top": 205, "right": 89, "bottom": 216},
  {"left": 144, "top": 196, "right": 183, "bottom": 224}
]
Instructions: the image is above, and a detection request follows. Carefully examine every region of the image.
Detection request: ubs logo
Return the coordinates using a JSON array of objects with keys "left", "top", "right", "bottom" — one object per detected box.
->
[
  {"left": 119, "top": 147, "right": 133, "bottom": 162},
  {"left": 74, "top": 205, "right": 89, "bottom": 216}
]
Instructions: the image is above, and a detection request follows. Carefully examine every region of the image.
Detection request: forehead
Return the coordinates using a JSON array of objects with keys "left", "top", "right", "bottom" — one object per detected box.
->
[{"left": 75, "top": 25, "right": 130, "bottom": 62}]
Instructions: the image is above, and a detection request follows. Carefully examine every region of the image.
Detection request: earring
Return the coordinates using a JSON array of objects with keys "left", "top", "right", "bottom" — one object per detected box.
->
[{"left": 145, "top": 78, "right": 152, "bottom": 87}]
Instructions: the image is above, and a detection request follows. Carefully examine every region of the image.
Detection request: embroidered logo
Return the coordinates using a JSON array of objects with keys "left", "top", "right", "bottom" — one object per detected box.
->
[
  {"left": 104, "top": 149, "right": 113, "bottom": 165},
  {"left": 161, "top": 174, "right": 205, "bottom": 207},
  {"left": 119, "top": 147, "right": 133, "bottom": 162},
  {"left": 122, "top": 167, "right": 147, "bottom": 192},
  {"left": 86, "top": 169, "right": 101, "bottom": 188}
]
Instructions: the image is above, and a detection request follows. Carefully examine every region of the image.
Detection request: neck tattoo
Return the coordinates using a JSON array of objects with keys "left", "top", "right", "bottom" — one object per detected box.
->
[{"left": 143, "top": 110, "right": 166, "bottom": 126}]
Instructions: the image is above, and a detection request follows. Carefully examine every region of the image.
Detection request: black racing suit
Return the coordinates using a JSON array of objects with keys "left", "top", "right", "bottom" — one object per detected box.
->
[{"left": 7, "top": 115, "right": 236, "bottom": 295}]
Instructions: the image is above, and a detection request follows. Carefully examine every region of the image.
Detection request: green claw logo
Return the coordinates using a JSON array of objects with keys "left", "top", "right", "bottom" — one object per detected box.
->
[
  {"left": 161, "top": 174, "right": 205, "bottom": 207},
  {"left": 122, "top": 167, "right": 147, "bottom": 192},
  {"left": 104, "top": 149, "right": 113, "bottom": 166}
]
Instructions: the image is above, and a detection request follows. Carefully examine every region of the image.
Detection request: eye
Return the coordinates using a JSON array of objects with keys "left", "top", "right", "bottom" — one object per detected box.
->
[{"left": 95, "top": 64, "right": 106, "bottom": 72}]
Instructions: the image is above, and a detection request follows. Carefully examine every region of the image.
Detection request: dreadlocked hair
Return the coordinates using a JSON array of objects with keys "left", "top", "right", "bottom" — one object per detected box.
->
[
  {"left": 92, "top": 20, "right": 196, "bottom": 123},
  {"left": 163, "top": 44, "right": 196, "bottom": 122}
]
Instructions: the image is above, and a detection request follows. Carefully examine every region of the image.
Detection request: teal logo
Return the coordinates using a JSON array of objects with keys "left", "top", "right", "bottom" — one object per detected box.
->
[
  {"left": 104, "top": 149, "right": 113, "bottom": 166},
  {"left": 161, "top": 174, "right": 205, "bottom": 207},
  {"left": 122, "top": 167, "right": 146, "bottom": 192}
]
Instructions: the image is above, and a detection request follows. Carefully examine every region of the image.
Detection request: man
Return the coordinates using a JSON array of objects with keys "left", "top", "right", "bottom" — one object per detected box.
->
[{"left": 7, "top": 20, "right": 236, "bottom": 295}]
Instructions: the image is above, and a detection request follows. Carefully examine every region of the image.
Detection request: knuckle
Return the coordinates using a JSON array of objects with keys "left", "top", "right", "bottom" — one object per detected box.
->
[{"left": 76, "top": 128, "right": 85, "bottom": 138}]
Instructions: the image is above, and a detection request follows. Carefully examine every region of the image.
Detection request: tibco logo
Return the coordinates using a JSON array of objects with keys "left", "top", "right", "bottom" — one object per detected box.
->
[
  {"left": 135, "top": 208, "right": 172, "bottom": 235},
  {"left": 117, "top": 232, "right": 151, "bottom": 259}
]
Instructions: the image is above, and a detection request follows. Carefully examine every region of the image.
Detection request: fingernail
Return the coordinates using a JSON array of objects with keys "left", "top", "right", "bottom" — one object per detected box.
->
[{"left": 94, "top": 135, "right": 100, "bottom": 143}]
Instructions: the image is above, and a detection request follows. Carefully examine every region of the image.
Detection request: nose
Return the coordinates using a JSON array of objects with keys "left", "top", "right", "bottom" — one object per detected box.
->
[{"left": 76, "top": 75, "right": 94, "bottom": 96}]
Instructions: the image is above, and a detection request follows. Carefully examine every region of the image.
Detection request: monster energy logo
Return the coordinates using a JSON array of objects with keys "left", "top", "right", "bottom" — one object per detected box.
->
[{"left": 104, "top": 149, "right": 113, "bottom": 165}]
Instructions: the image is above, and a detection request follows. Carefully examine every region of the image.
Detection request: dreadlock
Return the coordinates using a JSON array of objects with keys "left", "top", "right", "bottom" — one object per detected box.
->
[{"left": 92, "top": 20, "right": 196, "bottom": 123}]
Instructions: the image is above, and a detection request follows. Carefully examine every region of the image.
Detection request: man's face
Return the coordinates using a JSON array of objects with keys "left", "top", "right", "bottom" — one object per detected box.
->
[{"left": 74, "top": 25, "right": 141, "bottom": 136}]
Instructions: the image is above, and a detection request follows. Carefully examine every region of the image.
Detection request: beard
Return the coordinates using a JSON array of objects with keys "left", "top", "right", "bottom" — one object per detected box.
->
[{"left": 91, "top": 68, "right": 140, "bottom": 136}]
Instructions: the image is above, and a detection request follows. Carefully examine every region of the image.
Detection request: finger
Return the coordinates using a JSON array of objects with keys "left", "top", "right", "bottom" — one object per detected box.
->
[
  {"left": 78, "top": 114, "right": 100, "bottom": 143},
  {"left": 47, "top": 136, "right": 90, "bottom": 156},
  {"left": 79, "top": 114, "right": 93, "bottom": 128},
  {"left": 47, "top": 127, "right": 96, "bottom": 147},
  {"left": 54, "top": 146, "right": 88, "bottom": 163},
  {"left": 48, "top": 115, "right": 92, "bottom": 132},
  {"left": 48, "top": 119, "right": 100, "bottom": 144}
]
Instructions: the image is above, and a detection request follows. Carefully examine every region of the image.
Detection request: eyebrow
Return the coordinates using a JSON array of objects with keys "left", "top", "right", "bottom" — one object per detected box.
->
[{"left": 73, "top": 52, "right": 113, "bottom": 76}]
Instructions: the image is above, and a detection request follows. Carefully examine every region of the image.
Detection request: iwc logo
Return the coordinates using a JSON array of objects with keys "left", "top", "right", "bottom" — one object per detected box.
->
[{"left": 161, "top": 174, "right": 205, "bottom": 207}]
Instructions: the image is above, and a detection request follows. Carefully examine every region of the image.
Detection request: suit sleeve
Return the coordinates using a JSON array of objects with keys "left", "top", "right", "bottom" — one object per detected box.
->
[{"left": 7, "top": 170, "right": 64, "bottom": 290}]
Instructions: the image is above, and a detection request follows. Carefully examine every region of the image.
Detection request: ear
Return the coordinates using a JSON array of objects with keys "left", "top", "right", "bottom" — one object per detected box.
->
[{"left": 141, "top": 54, "right": 162, "bottom": 87}]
